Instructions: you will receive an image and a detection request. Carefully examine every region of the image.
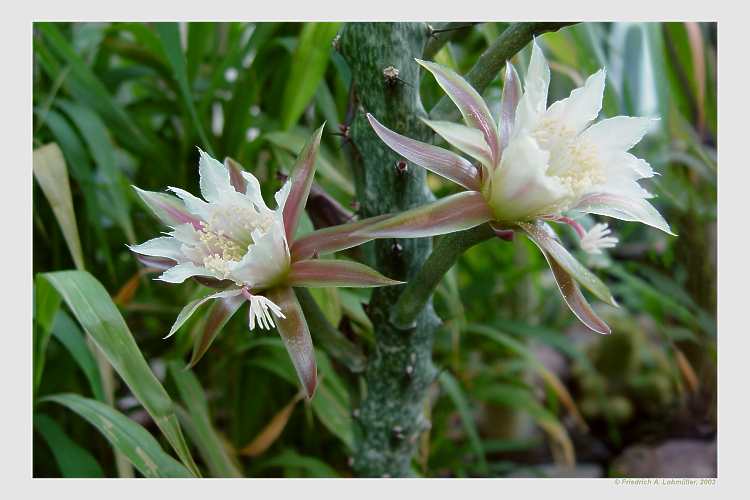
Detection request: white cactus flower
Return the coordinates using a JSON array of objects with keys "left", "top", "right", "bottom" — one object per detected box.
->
[
  {"left": 364, "top": 39, "right": 676, "bottom": 335},
  {"left": 130, "top": 126, "right": 402, "bottom": 398}
]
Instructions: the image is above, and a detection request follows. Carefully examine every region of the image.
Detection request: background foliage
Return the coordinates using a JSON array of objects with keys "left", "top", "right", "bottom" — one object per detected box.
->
[{"left": 32, "top": 21, "right": 716, "bottom": 477}]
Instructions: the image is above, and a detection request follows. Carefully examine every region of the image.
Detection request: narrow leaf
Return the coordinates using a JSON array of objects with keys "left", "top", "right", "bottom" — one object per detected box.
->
[
  {"left": 439, "top": 372, "right": 489, "bottom": 475},
  {"left": 42, "top": 394, "right": 193, "bottom": 478},
  {"left": 240, "top": 392, "right": 303, "bottom": 457},
  {"left": 367, "top": 113, "right": 481, "bottom": 190},
  {"left": 40, "top": 271, "right": 200, "bottom": 476},
  {"left": 282, "top": 124, "right": 325, "bottom": 242},
  {"left": 52, "top": 311, "right": 106, "bottom": 402},
  {"left": 33, "top": 143, "right": 85, "bottom": 270},
  {"left": 280, "top": 22, "right": 341, "bottom": 130},
  {"left": 357, "top": 191, "right": 493, "bottom": 239},
  {"left": 266, "top": 286, "right": 318, "bottom": 399},
  {"left": 290, "top": 214, "right": 390, "bottom": 261},
  {"left": 155, "top": 22, "right": 214, "bottom": 155},
  {"left": 188, "top": 293, "right": 245, "bottom": 368},
  {"left": 416, "top": 58, "right": 500, "bottom": 165},
  {"left": 33, "top": 413, "right": 104, "bottom": 478},
  {"left": 519, "top": 221, "right": 617, "bottom": 307},
  {"left": 168, "top": 362, "right": 243, "bottom": 477},
  {"left": 288, "top": 259, "right": 403, "bottom": 288}
]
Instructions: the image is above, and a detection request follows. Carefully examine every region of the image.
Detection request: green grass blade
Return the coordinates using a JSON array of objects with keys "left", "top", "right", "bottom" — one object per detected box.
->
[
  {"left": 33, "top": 413, "right": 105, "bottom": 477},
  {"left": 55, "top": 99, "right": 135, "bottom": 242},
  {"left": 280, "top": 22, "right": 341, "bottom": 130},
  {"left": 167, "top": 361, "right": 243, "bottom": 477},
  {"left": 438, "top": 372, "right": 489, "bottom": 475},
  {"left": 32, "top": 143, "right": 85, "bottom": 270},
  {"left": 41, "top": 394, "right": 193, "bottom": 478},
  {"left": 154, "top": 22, "right": 214, "bottom": 155},
  {"left": 40, "top": 270, "right": 200, "bottom": 476},
  {"left": 33, "top": 275, "right": 62, "bottom": 395},
  {"left": 35, "top": 23, "right": 160, "bottom": 158},
  {"left": 52, "top": 310, "right": 106, "bottom": 402}
]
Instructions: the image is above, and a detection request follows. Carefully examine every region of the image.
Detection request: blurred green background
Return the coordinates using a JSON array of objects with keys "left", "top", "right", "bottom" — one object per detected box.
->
[{"left": 32, "top": 22, "right": 716, "bottom": 478}]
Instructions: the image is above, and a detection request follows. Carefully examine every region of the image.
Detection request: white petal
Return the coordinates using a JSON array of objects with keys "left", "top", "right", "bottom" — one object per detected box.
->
[
  {"left": 168, "top": 186, "right": 211, "bottom": 220},
  {"left": 230, "top": 218, "right": 290, "bottom": 288},
  {"left": 241, "top": 170, "right": 268, "bottom": 209},
  {"left": 514, "top": 40, "right": 551, "bottom": 133},
  {"left": 490, "top": 134, "right": 568, "bottom": 221},
  {"left": 157, "top": 262, "right": 220, "bottom": 284},
  {"left": 198, "top": 148, "right": 232, "bottom": 202},
  {"left": 274, "top": 179, "right": 292, "bottom": 212},
  {"left": 169, "top": 223, "right": 201, "bottom": 245},
  {"left": 582, "top": 116, "right": 657, "bottom": 152},
  {"left": 545, "top": 69, "right": 606, "bottom": 134},
  {"left": 128, "top": 236, "right": 184, "bottom": 261},
  {"left": 601, "top": 151, "right": 655, "bottom": 180},
  {"left": 422, "top": 119, "right": 493, "bottom": 168},
  {"left": 166, "top": 288, "right": 243, "bottom": 338}
]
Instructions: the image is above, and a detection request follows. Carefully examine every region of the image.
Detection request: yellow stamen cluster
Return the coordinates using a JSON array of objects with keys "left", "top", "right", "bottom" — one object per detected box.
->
[{"left": 533, "top": 118, "right": 605, "bottom": 208}]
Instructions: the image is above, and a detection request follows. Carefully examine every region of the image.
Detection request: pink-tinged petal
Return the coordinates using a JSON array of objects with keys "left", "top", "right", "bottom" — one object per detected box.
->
[
  {"left": 282, "top": 124, "right": 325, "bottom": 242},
  {"left": 573, "top": 192, "right": 675, "bottom": 236},
  {"left": 546, "top": 254, "right": 611, "bottom": 335},
  {"left": 290, "top": 214, "right": 391, "bottom": 261},
  {"left": 367, "top": 113, "right": 481, "bottom": 191},
  {"left": 134, "top": 253, "right": 176, "bottom": 271},
  {"left": 224, "top": 157, "right": 247, "bottom": 193},
  {"left": 519, "top": 221, "right": 617, "bottom": 307},
  {"left": 133, "top": 186, "right": 202, "bottom": 229},
  {"left": 416, "top": 59, "right": 500, "bottom": 166},
  {"left": 165, "top": 289, "right": 244, "bottom": 339},
  {"left": 188, "top": 292, "right": 245, "bottom": 368},
  {"left": 357, "top": 191, "right": 493, "bottom": 239},
  {"left": 421, "top": 118, "right": 493, "bottom": 168},
  {"left": 266, "top": 286, "right": 318, "bottom": 399},
  {"left": 157, "top": 262, "right": 219, "bottom": 284},
  {"left": 287, "top": 259, "right": 403, "bottom": 288},
  {"left": 499, "top": 62, "right": 522, "bottom": 149}
]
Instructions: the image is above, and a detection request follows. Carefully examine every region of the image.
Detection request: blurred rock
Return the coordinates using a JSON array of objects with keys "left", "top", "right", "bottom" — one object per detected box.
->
[{"left": 611, "top": 439, "right": 716, "bottom": 477}]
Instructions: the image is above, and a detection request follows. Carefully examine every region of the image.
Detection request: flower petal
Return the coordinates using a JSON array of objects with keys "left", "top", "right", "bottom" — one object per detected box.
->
[
  {"left": 230, "top": 218, "right": 290, "bottom": 288},
  {"left": 582, "top": 116, "right": 657, "bottom": 152},
  {"left": 573, "top": 192, "right": 675, "bottom": 235},
  {"left": 515, "top": 40, "right": 551, "bottom": 133},
  {"left": 128, "top": 236, "right": 183, "bottom": 261},
  {"left": 357, "top": 191, "right": 493, "bottom": 239},
  {"left": 290, "top": 214, "right": 392, "bottom": 261},
  {"left": 157, "top": 262, "right": 219, "bottom": 284},
  {"left": 288, "top": 259, "right": 403, "bottom": 288},
  {"left": 545, "top": 254, "right": 611, "bottom": 335},
  {"left": 165, "top": 289, "right": 243, "bottom": 339},
  {"left": 266, "top": 286, "right": 317, "bottom": 399},
  {"left": 133, "top": 187, "right": 202, "bottom": 229},
  {"left": 422, "top": 118, "right": 493, "bottom": 168},
  {"left": 545, "top": 69, "right": 606, "bottom": 134},
  {"left": 499, "top": 62, "right": 522, "bottom": 149},
  {"left": 224, "top": 157, "right": 247, "bottom": 193},
  {"left": 282, "top": 124, "right": 325, "bottom": 242},
  {"left": 367, "top": 113, "right": 481, "bottom": 191},
  {"left": 198, "top": 148, "right": 232, "bottom": 202},
  {"left": 187, "top": 292, "right": 246, "bottom": 368},
  {"left": 167, "top": 186, "right": 211, "bottom": 221},
  {"left": 519, "top": 221, "right": 617, "bottom": 307},
  {"left": 489, "top": 134, "right": 567, "bottom": 221},
  {"left": 134, "top": 254, "right": 176, "bottom": 271},
  {"left": 416, "top": 58, "right": 500, "bottom": 165}
]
